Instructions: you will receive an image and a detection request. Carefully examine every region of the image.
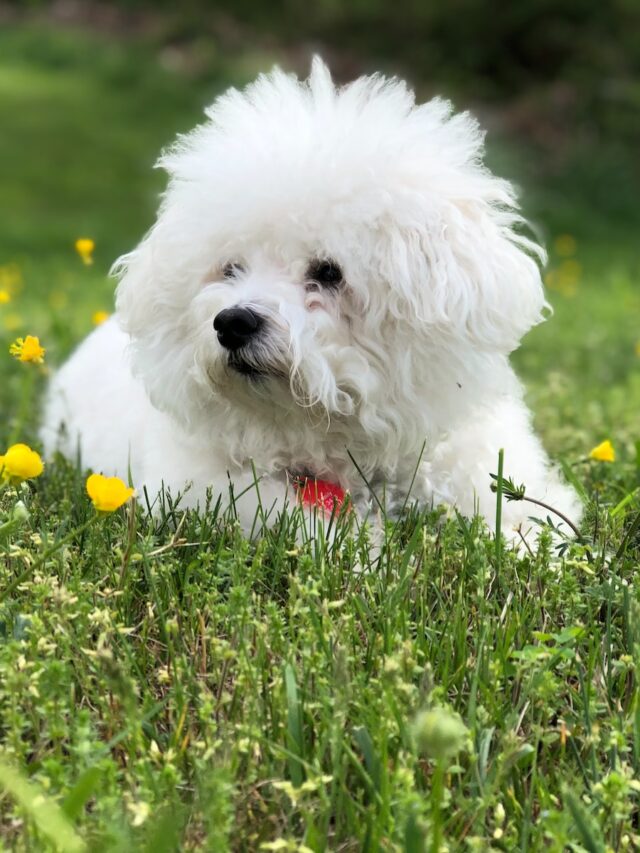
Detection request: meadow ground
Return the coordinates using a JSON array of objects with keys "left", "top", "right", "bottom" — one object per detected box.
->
[{"left": 1, "top": 23, "right": 640, "bottom": 852}]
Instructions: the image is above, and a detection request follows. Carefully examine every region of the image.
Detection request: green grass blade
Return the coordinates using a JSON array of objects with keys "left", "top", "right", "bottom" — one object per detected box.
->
[
  {"left": 62, "top": 766, "right": 102, "bottom": 820},
  {"left": 0, "top": 758, "right": 85, "bottom": 852},
  {"left": 563, "top": 787, "right": 605, "bottom": 853},
  {"left": 353, "top": 725, "right": 381, "bottom": 793},
  {"left": 284, "top": 663, "right": 305, "bottom": 787}
]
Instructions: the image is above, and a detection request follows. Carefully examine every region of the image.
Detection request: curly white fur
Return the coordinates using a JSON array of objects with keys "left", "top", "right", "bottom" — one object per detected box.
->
[{"left": 41, "top": 59, "right": 581, "bottom": 541}]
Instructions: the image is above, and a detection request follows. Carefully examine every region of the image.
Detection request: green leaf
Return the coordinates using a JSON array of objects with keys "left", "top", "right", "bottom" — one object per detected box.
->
[
  {"left": 560, "top": 458, "right": 588, "bottom": 502},
  {"left": 143, "top": 804, "right": 185, "bottom": 853},
  {"left": 62, "top": 766, "right": 102, "bottom": 820},
  {"left": 611, "top": 487, "right": 639, "bottom": 518},
  {"left": 404, "top": 810, "right": 425, "bottom": 853},
  {"left": 563, "top": 786, "right": 605, "bottom": 853},
  {"left": 0, "top": 757, "right": 85, "bottom": 852},
  {"left": 284, "top": 663, "right": 305, "bottom": 787},
  {"left": 353, "top": 726, "right": 381, "bottom": 792}
]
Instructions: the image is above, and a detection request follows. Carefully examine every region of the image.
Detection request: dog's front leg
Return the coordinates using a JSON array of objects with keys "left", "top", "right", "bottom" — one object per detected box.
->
[{"left": 430, "top": 395, "right": 582, "bottom": 545}]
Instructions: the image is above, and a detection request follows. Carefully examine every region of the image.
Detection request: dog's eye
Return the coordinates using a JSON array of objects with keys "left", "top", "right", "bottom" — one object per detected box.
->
[
  {"left": 222, "top": 261, "right": 246, "bottom": 280},
  {"left": 306, "top": 259, "right": 343, "bottom": 289}
]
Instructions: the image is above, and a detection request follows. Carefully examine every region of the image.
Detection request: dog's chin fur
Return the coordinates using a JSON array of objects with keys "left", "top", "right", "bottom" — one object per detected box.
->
[{"left": 41, "top": 58, "right": 582, "bottom": 543}]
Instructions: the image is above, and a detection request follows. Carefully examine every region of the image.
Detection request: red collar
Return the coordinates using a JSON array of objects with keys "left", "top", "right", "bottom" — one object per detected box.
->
[{"left": 291, "top": 473, "right": 347, "bottom": 513}]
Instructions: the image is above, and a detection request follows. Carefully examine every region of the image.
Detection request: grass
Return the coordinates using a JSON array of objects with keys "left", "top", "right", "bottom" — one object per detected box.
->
[{"left": 1, "top": 21, "right": 640, "bottom": 851}]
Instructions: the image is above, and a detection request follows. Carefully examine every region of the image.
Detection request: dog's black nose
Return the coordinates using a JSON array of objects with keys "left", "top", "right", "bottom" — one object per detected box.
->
[{"left": 213, "top": 307, "right": 263, "bottom": 350}]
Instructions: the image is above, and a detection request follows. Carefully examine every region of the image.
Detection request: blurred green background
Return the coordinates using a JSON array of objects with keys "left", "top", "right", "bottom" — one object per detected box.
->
[{"left": 1, "top": 0, "right": 639, "bottom": 459}]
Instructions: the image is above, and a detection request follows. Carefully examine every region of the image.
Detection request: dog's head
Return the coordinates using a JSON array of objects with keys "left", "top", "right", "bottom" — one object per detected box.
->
[{"left": 115, "top": 59, "right": 546, "bottom": 464}]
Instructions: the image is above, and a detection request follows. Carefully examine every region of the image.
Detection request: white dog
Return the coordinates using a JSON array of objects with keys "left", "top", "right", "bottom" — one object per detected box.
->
[{"left": 41, "top": 59, "right": 581, "bottom": 541}]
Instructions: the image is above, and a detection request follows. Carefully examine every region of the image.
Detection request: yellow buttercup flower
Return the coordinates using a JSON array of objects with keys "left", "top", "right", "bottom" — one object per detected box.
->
[
  {"left": 545, "top": 259, "right": 581, "bottom": 298},
  {"left": 559, "top": 259, "right": 581, "bottom": 280},
  {"left": 86, "top": 473, "right": 135, "bottom": 512},
  {"left": 75, "top": 238, "right": 95, "bottom": 266},
  {"left": 9, "top": 335, "right": 45, "bottom": 364},
  {"left": 0, "top": 263, "right": 22, "bottom": 295},
  {"left": 49, "top": 290, "right": 68, "bottom": 311},
  {"left": 0, "top": 290, "right": 10, "bottom": 304},
  {"left": 589, "top": 440, "right": 615, "bottom": 463},
  {"left": 0, "top": 443, "right": 44, "bottom": 484},
  {"left": 554, "top": 234, "right": 577, "bottom": 257},
  {"left": 3, "top": 313, "right": 22, "bottom": 331},
  {"left": 92, "top": 310, "right": 110, "bottom": 326}
]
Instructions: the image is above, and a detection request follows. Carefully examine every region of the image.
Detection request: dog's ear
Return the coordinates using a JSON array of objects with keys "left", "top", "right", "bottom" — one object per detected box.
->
[
  {"left": 382, "top": 194, "right": 547, "bottom": 354},
  {"left": 112, "top": 233, "right": 198, "bottom": 420},
  {"left": 359, "top": 96, "right": 549, "bottom": 354},
  {"left": 113, "top": 221, "right": 189, "bottom": 340},
  {"left": 112, "top": 240, "right": 153, "bottom": 339}
]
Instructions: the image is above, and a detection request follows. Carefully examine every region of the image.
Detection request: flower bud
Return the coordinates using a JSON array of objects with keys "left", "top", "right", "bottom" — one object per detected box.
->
[
  {"left": 412, "top": 707, "right": 469, "bottom": 761},
  {"left": 11, "top": 500, "right": 29, "bottom": 524}
]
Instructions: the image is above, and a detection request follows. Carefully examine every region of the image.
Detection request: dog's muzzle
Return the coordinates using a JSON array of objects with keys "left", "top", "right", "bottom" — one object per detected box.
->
[{"left": 213, "top": 306, "right": 263, "bottom": 351}]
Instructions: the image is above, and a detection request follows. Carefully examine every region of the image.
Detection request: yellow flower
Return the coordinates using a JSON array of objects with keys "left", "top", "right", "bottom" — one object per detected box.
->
[
  {"left": 559, "top": 259, "right": 581, "bottom": 281},
  {"left": 127, "top": 800, "right": 151, "bottom": 828},
  {"left": 554, "top": 234, "right": 577, "bottom": 257},
  {"left": 0, "top": 443, "right": 44, "bottom": 484},
  {"left": 86, "top": 473, "right": 135, "bottom": 512},
  {"left": 9, "top": 335, "right": 45, "bottom": 364},
  {"left": 545, "top": 261, "right": 580, "bottom": 298},
  {"left": 49, "top": 291, "right": 68, "bottom": 310},
  {"left": 635, "top": 341, "right": 640, "bottom": 358},
  {"left": 0, "top": 290, "right": 10, "bottom": 304},
  {"left": 589, "top": 440, "right": 615, "bottom": 463},
  {"left": 3, "top": 313, "right": 22, "bottom": 331},
  {"left": 0, "top": 263, "right": 23, "bottom": 295},
  {"left": 92, "top": 310, "right": 110, "bottom": 326},
  {"left": 75, "top": 238, "right": 95, "bottom": 266}
]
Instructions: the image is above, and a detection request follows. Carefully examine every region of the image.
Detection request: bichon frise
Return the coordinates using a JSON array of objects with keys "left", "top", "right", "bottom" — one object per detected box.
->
[{"left": 41, "top": 59, "right": 581, "bottom": 541}]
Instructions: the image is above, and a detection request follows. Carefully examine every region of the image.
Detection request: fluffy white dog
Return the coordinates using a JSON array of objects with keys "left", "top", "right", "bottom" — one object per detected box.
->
[{"left": 41, "top": 59, "right": 581, "bottom": 540}]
